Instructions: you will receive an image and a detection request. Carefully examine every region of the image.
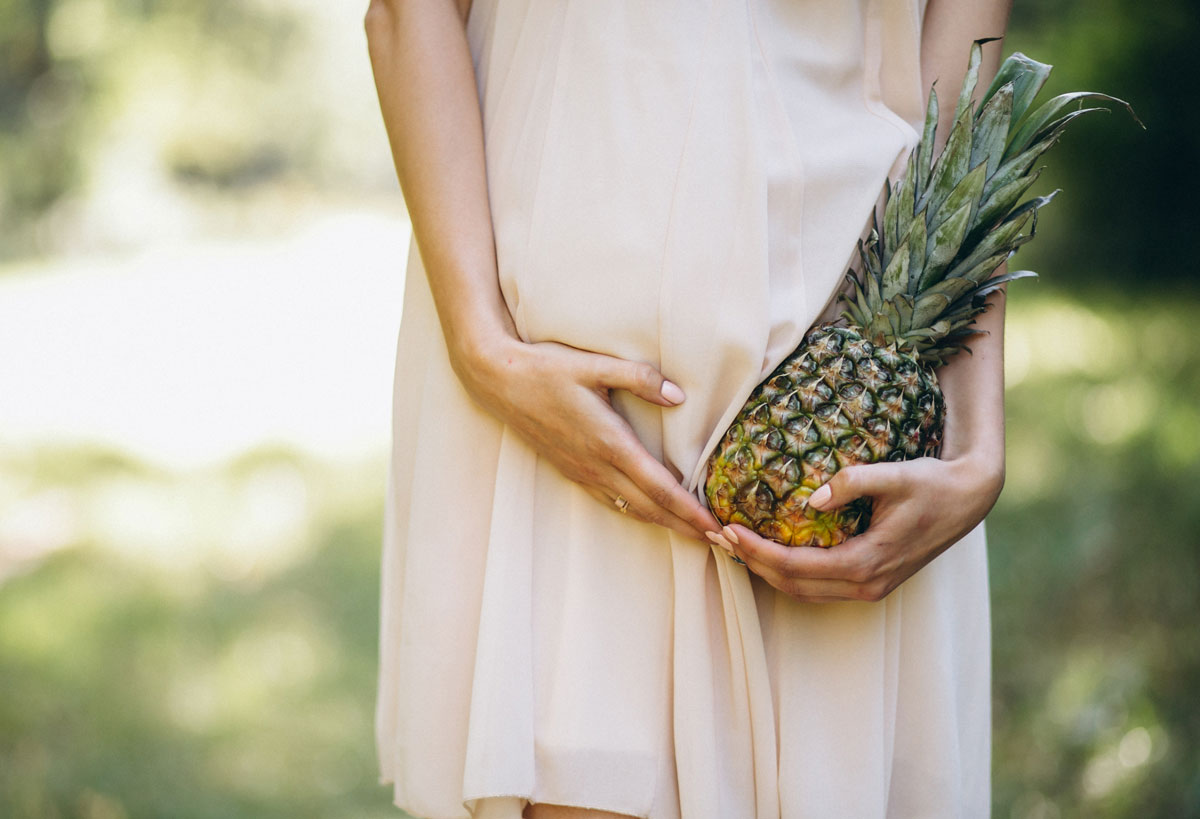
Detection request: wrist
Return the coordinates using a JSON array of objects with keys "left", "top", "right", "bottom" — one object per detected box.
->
[
  {"left": 445, "top": 317, "right": 524, "bottom": 397},
  {"left": 937, "top": 390, "right": 1005, "bottom": 496},
  {"left": 944, "top": 445, "right": 1006, "bottom": 506}
]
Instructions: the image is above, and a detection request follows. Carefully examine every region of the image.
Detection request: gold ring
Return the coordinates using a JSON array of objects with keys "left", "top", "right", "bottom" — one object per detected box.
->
[{"left": 614, "top": 495, "right": 630, "bottom": 514}]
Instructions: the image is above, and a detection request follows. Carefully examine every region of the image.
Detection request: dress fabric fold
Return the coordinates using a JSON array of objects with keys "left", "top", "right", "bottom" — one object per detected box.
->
[{"left": 376, "top": 0, "right": 991, "bottom": 816}]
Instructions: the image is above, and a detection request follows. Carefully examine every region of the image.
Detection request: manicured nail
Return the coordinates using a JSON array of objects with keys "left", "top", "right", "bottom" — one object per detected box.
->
[
  {"left": 706, "top": 531, "right": 734, "bottom": 554},
  {"left": 809, "top": 484, "right": 832, "bottom": 510},
  {"left": 721, "top": 525, "right": 739, "bottom": 546},
  {"left": 660, "top": 380, "right": 686, "bottom": 405}
]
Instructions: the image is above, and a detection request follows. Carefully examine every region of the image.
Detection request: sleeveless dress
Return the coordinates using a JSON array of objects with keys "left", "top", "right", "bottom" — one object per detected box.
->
[{"left": 376, "top": 0, "right": 992, "bottom": 816}]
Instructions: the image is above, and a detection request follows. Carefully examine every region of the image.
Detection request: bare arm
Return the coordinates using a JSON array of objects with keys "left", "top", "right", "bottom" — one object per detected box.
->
[
  {"left": 364, "top": 0, "right": 720, "bottom": 540},
  {"left": 364, "top": 0, "right": 512, "bottom": 363},
  {"left": 921, "top": 0, "right": 1014, "bottom": 479},
  {"left": 719, "top": 0, "right": 1016, "bottom": 600}
]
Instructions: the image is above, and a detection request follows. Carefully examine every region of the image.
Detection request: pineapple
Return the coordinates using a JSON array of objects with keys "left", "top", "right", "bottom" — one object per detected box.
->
[{"left": 704, "top": 40, "right": 1139, "bottom": 548}]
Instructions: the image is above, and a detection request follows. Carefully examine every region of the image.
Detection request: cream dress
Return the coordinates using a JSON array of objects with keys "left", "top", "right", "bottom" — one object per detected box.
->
[{"left": 376, "top": 0, "right": 992, "bottom": 816}]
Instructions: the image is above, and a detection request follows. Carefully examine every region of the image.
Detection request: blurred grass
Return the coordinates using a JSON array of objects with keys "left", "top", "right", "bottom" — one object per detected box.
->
[
  {"left": 0, "top": 449, "right": 402, "bottom": 818},
  {"left": 989, "top": 289, "right": 1200, "bottom": 816}
]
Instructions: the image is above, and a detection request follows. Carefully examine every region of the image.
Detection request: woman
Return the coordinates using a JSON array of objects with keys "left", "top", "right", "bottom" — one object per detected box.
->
[{"left": 367, "top": 0, "right": 1010, "bottom": 816}]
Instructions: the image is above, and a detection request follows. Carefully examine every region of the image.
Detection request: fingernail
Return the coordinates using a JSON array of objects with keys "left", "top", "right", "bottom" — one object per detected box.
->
[
  {"left": 660, "top": 380, "right": 686, "bottom": 405},
  {"left": 721, "top": 525, "right": 739, "bottom": 545},
  {"left": 809, "top": 484, "right": 832, "bottom": 510},
  {"left": 706, "top": 531, "right": 734, "bottom": 554}
]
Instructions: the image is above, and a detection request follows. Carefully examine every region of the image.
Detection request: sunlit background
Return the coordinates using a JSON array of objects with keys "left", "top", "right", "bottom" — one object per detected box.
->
[{"left": 1, "top": 0, "right": 1197, "bottom": 816}]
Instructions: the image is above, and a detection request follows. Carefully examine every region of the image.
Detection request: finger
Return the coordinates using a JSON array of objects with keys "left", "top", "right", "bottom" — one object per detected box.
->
[
  {"left": 807, "top": 461, "right": 908, "bottom": 512},
  {"left": 611, "top": 441, "right": 723, "bottom": 535},
  {"left": 583, "top": 485, "right": 623, "bottom": 511},
  {"left": 581, "top": 483, "right": 655, "bottom": 526},
  {"left": 582, "top": 483, "right": 661, "bottom": 528},
  {"left": 727, "top": 523, "right": 849, "bottom": 578},
  {"left": 602, "top": 470, "right": 710, "bottom": 542},
  {"left": 590, "top": 355, "right": 686, "bottom": 407},
  {"left": 724, "top": 523, "right": 877, "bottom": 599},
  {"left": 711, "top": 526, "right": 871, "bottom": 600}
]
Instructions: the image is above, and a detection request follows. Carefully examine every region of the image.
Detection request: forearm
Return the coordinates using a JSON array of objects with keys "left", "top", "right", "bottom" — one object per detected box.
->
[
  {"left": 364, "top": 0, "right": 515, "bottom": 377},
  {"left": 936, "top": 292, "right": 1005, "bottom": 479}
]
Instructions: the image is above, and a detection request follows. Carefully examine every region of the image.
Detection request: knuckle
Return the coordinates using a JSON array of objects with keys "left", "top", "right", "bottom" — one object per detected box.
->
[
  {"left": 846, "top": 558, "right": 877, "bottom": 585},
  {"left": 782, "top": 578, "right": 806, "bottom": 599},
  {"left": 583, "top": 432, "right": 605, "bottom": 458},
  {"left": 857, "top": 580, "right": 890, "bottom": 603},
  {"left": 836, "top": 468, "right": 858, "bottom": 494},
  {"left": 574, "top": 462, "right": 601, "bottom": 483},
  {"left": 592, "top": 433, "right": 623, "bottom": 465},
  {"left": 635, "top": 363, "right": 659, "bottom": 392},
  {"left": 592, "top": 357, "right": 613, "bottom": 385},
  {"left": 648, "top": 485, "right": 672, "bottom": 509},
  {"left": 849, "top": 584, "right": 873, "bottom": 602}
]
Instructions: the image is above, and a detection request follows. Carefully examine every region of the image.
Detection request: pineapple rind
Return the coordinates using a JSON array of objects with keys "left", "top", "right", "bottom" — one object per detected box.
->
[{"left": 705, "top": 326, "right": 942, "bottom": 548}]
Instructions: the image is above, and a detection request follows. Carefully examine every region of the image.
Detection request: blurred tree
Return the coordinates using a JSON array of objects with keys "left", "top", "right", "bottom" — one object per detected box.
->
[
  {"left": 989, "top": 4, "right": 1200, "bottom": 809},
  {"left": 0, "top": 0, "right": 309, "bottom": 261},
  {"left": 0, "top": 0, "right": 87, "bottom": 230},
  {"left": 989, "top": 296, "right": 1200, "bottom": 816},
  {"left": 1007, "top": 0, "right": 1200, "bottom": 293}
]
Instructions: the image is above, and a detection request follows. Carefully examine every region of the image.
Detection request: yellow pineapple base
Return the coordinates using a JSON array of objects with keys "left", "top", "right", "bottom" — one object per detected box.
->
[{"left": 706, "top": 472, "right": 869, "bottom": 548}]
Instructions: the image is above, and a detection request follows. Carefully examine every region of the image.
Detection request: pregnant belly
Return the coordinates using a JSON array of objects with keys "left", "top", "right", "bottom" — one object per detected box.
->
[
  {"left": 492, "top": 186, "right": 789, "bottom": 487},
  {"left": 498, "top": 203, "right": 666, "bottom": 361}
]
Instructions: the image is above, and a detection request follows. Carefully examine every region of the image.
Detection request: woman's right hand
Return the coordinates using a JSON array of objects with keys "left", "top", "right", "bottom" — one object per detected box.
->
[{"left": 452, "top": 332, "right": 723, "bottom": 542}]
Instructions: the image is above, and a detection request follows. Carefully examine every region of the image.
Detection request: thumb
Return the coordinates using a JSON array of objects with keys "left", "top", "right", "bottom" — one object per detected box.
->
[
  {"left": 807, "top": 462, "right": 901, "bottom": 511},
  {"left": 592, "top": 356, "right": 686, "bottom": 407}
]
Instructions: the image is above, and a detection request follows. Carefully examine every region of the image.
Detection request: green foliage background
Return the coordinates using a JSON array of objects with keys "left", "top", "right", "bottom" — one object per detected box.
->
[{"left": 1, "top": 0, "right": 1197, "bottom": 817}]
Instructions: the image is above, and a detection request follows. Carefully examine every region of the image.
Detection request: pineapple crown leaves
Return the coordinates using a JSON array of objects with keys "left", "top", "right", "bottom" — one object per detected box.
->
[{"left": 841, "top": 39, "right": 1143, "bottom": 366}]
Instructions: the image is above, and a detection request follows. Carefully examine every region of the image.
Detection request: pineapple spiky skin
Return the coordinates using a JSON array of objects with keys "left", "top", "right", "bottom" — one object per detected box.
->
[
  {"left": 703, "top": 41, "right": 1139, "bottom": 548},
  {"left": 705, "top": 325, "right": 943, "bottom": 547}
]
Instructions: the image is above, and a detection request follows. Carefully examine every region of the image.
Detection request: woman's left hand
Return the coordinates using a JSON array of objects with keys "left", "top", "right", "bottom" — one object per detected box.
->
[{"left": 713, "top": 455, "right": 1004, "bottom": 603}]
